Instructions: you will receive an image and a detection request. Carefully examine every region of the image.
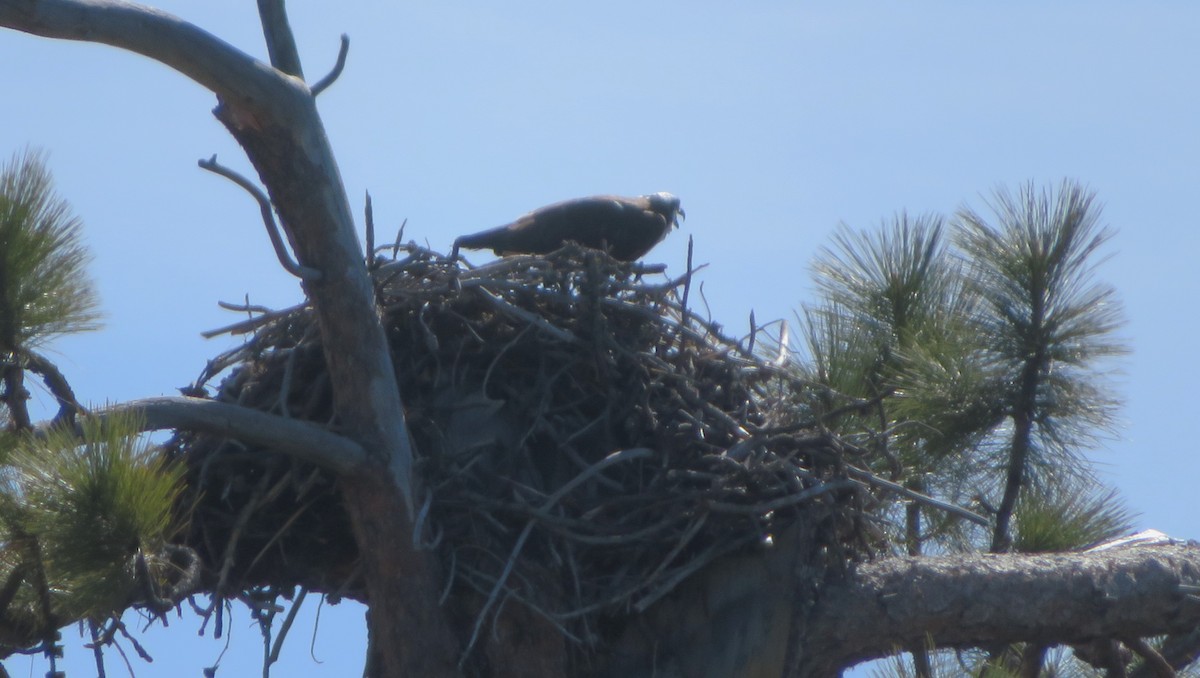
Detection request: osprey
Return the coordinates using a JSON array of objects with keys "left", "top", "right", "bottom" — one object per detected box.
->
[{"left": 453, "top": 192, "right": 684, "bottom": 262}]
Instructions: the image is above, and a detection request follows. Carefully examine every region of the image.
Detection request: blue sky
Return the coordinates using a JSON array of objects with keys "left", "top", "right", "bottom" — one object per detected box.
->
[{"left": 3, "top": 2, "right": 1199, "bottom": 676}]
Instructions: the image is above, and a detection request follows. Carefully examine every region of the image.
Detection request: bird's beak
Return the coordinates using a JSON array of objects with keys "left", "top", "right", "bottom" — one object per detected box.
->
[{"left": 675, "top": 207, "right": 686, "bottom": 227}]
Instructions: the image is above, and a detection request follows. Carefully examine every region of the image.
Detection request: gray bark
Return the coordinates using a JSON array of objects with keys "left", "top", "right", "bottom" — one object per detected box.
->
[
  {"left": 801, "top": 543, "right": 1200, "bottom": 676},
  {"left": 0, "top": 2, "right": 459, "bottom": 675}
]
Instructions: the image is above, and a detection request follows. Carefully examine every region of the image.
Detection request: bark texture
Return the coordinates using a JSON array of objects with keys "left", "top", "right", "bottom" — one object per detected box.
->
[{"left": 800, "top": 543, "right": 1200, "bottom": 676}]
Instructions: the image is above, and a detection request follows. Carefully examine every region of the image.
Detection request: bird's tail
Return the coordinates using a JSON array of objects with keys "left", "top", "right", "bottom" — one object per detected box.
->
[{"left": 452, "top": 225, "right": 507, "bottom": 252}]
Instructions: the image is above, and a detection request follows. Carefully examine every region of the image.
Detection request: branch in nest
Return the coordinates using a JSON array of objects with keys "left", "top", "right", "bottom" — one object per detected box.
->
[
  {"left": 201, "top": 302, "right": 309, "bottom": 339},
  {"left": 844, "top": 465, "right": 988, "bottom": 526}
]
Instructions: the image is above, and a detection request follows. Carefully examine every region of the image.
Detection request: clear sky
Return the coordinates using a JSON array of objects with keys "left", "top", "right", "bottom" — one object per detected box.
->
[{"left": 3, "top": 2, "right": 1199, "bottom": 676}]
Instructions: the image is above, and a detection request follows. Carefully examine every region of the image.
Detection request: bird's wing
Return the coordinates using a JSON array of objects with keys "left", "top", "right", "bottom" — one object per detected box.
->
[{"left": 505, "top": 195, "right": 632, "bottom": 234}]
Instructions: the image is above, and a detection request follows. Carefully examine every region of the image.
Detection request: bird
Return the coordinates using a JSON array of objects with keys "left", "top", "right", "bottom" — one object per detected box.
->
[{"left": 453, "top": 192, "right": 684, "bottom": 262}]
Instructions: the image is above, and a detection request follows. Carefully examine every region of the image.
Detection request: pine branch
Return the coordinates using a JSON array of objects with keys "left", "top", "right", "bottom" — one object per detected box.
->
[{"left": 803, "top": 543, "right": 1200, "bottom": 674}]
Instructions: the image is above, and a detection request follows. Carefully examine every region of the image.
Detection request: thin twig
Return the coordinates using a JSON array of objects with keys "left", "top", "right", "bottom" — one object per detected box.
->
[
  {"left": 708, "top": 479, "right": 855, "bottom": 515},
  {"left": 747, "top": 309, "right": 757, "bottom": 355},
  {"left": 269, "top": 588, "right": 308, "bottom": 665},
  {"left": 310, "top": 34, "right": 349, "bottom": 96},
  {"left": 364, "top": 190, "right": 375, "bottom": 269},
  {"left": 202, "top": 302, "right": 308, "bottom": 339},
  {"left": 198, "top": 155, "right": 321, "bottom": 281},
  {"left": 678, "top": 235, "right": 695, "bottom": 348},
  {"left": 476, "top": 287, "right": 579, "bottom": 343},
  {"left": 460, "top": 522, "right": 535, "bottom": 666},
  {"left": 845, "top": 465, "right": 989, "bottom": 526},
  {"left": 89, "top": 621, "right": 107, "bottom": 678}
]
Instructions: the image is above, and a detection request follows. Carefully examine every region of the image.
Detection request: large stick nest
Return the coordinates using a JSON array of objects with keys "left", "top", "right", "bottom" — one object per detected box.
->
[{"left": 173, "top": 243, "right": 870, "bottom": 651}]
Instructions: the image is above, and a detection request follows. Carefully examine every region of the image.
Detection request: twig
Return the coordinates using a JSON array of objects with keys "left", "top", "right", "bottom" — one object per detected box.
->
[
  {"left": 708, "top": 479, "right": 855, "bottom": 515},
  {"left": 747, "top": 309, "right": 757, "bottom": 355},
  {"left": 845, "top": 465, "right": 989, "bottom": 526},
  {"left": 211, "top": 472, "right": 271, "bottom": 601},
  {"left": 633, "top": 540, "right": 747, "bottom": 612},
  {"left": 534, "top": 448, "right": 655, "bottom": 517},
  {"left": 257, "top": 0, "right": 304, "bottom": 78},
  {"left": 750, "top": 389, "right": 891, "bottom": 436},
  {"left": 202, "top": 302, "right": 308, "bottom": 338},
  {"left": 268, "top": 588, "right": 308, "bottom": 665},
  {"left": 310, "top": 34, "right": 349, "bottom": 96},
  {"left": 198, "top": 155, "right": 321, "bottom": 281},
  {"left": 475, "top": 288, "right": 579, "bottom": 343},
  {"left": 391, "top": 218, "right": 407, "bottom": 258},
  {"left": 218, "top": 299, "right": 276, "bottom": 315},
  {"left": 364, "top": 190, "right": 376, "bottom": 269},
  {"left": 774, "top": 319, "right": 790, "bottom": 367},
  {"left": 678, "top": 236, "right": 695, "bottom": 347},
  {"left": 88, "top": 621, "right": 107, "bottom": 678},
  {"left": 115, "top": 621, "right": 153, "bottom": 662},
  {"left": 642, "top": 513, "right": 707, "bottom": 586},
  {"left": 1123, "top": 637, "right": 1175, "bottom": 678},
  {"left": 244, "top": 495, "right": 322, "bottom": 578},
  {"left": 460, "top": 521, "right": 535, "bottom": 666}
]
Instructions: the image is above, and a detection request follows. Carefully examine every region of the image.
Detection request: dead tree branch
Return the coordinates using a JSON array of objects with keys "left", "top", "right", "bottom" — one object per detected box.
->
[
  {"left": 256, "top": 0, "right": 303, "bottom": 77},
  {"left": 99, "top": 396, "right": 367, "bottom": 473},
  {"left": 311, "top": 34, "right": 349, "bottom": 97},
  {"left": 801, "top": 543, "right": 1200, "bottom": 675},
  {"left": 198, "top": 155, "right": 320, "bottom": 281},
  {"left": 0, "top": 5, "right": 453, "bottom": 673}
]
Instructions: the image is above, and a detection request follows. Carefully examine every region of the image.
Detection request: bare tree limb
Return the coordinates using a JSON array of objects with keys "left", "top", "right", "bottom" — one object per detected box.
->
[
  {"left": 21, "top": 350, "right": 85, "bottom": 426},
  {"left": 0, "top": 0, "right": 302, "bottom": 121},
  {"left": 0, "top": 4, "right": 456, "bottom": 673},
  {"left": 50, "top": 396, "right": 368, "bottom": 474},
  {"left": 2, "top": 0, "right": 417, "bottom": 502},
  {"left": 311, "top": 34, "right": 349, "bottom": 97},
  {"left": 198, "top": 155, "right": 320, "bottom": 281},
  {"left": 256, "top": 0, "right": 303, "bottom": 77},
  {"left": 801, "top": 543, "right": 1200, "bottom": 675},
  {"left": 845, "top": 464, "right": 990, "bottom": 526}
]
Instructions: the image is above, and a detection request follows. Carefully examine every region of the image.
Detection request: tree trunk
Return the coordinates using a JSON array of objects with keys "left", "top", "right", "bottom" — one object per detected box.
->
[
  {"left": 341, "top": 473, "right": 459, "bottom": 677},
  {"left": 0, "top": 2, "right": 460, "bottom": 674},
  {"left": 209, "top": 35, "right": 461, "bottom": 678}
]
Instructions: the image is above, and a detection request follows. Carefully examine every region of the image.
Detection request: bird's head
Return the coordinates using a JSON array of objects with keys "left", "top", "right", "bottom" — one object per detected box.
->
[{"left": 646, "top": 192, "right": 685, "bottom": 228}]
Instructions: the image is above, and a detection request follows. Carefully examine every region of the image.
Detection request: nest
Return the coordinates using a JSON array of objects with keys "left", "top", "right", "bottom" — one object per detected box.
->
[{"left": 174, "top": 243, "right": 869, "bottom": 660}]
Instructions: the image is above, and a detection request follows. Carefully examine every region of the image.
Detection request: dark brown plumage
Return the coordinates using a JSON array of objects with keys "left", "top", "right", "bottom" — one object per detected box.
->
[{"left": 453, "top": 192, "right": 684, "bottom": 262}]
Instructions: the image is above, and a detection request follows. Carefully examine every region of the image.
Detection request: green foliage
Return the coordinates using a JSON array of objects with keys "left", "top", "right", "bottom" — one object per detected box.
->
[
  {"left": 799, "top": 180, "right": 1127, "bottom": 557},
  {"left": 806, "top": 213, "right": 959, "bottom": 396},
  {"left": 802, "top": 214, "right": 980, "bottom": 465},
  {"left": 0, "top": 148, "right": 100, "bottom": 351},
  {"left": 1013, "top": 481, "right": 1133, "bottom": 553},
  {"left": 0, "top": 412, "right": 184, "bottom": 620},
  {"left": 955, "top": 180, "right": 1126, "bottom": 468},
  {"left": 813, "top": 214, "right": 955, "bottom": 344}
]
